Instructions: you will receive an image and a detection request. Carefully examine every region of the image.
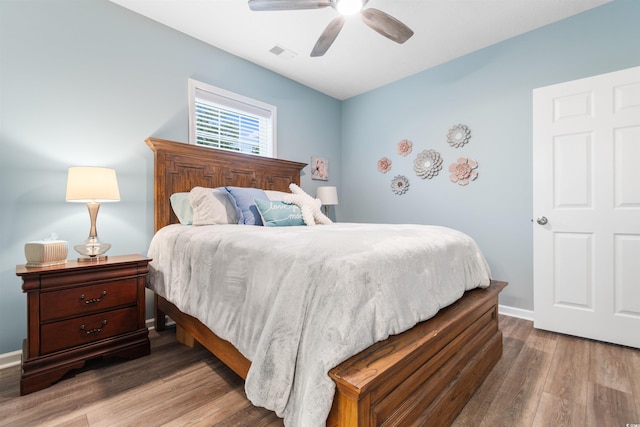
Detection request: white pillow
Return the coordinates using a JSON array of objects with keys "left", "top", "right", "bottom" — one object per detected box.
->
[{"left": 189, "top": 187, "right": 241, "bottom": 225}]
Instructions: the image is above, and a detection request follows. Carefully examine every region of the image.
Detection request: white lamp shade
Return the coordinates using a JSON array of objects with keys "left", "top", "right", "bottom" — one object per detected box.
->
[
  {"left": 316, "top": 186, "right": 338, "bottom": 206},
  {"left": 66, "top": 167, "right": 121, "bottom": 202}
]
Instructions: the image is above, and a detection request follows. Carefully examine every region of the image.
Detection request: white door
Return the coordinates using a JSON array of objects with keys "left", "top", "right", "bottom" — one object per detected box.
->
[{"left": 533, "top": 66, "right": 640, "bottom": 349}]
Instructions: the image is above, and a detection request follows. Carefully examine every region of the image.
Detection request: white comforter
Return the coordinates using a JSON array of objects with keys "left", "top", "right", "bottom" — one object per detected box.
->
[{"left": 147, "top": 222, "right": 491, "bottom": 427}]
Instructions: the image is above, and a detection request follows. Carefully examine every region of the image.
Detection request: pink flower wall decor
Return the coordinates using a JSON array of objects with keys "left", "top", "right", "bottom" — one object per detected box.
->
[
  {"left": 377, "top": 157, "right": 392, "bottom": 173},
  {"left": 396, "top": 139, "right": 413, "bottom": 157},
  {"left": 449, "top": 157, "right": 478, "bottom": 186}
]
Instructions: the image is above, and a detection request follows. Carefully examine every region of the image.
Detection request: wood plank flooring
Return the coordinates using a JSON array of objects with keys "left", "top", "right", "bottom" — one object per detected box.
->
[{"left": 0, "top": 315, "right": 638, "bottom": 426}]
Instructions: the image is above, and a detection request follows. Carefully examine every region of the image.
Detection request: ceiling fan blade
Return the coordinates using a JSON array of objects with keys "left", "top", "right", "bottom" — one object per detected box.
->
[
  {"left": 248, "top": 0, "right": 331, "bottom": 11},
  {"left": 311, "top": 16, "right": 345, "bottom": 57},
  {"left": 360, "top": 8, "right": 414, "bottom": 44}
]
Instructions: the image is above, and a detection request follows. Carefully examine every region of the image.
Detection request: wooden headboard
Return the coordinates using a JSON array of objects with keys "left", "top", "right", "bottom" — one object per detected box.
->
[{"left": 146, "top": 138, "right": 307, "bottom": 232}]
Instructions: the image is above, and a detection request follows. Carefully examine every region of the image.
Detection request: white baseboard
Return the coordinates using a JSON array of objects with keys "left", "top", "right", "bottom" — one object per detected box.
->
[
  {"left": 146, "top": 318, "right": 155, "bottom": 330},
  {"left": 0, "top": 350, "right": 21, "bottom": 370},
  {"left": 499, "top": 304, "right": 534, "bottom": 321}
]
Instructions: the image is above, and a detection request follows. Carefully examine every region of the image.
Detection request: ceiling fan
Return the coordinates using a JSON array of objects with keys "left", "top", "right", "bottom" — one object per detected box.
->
[{"left": 247, "top": 0, "right": 414, "bottom": 57}]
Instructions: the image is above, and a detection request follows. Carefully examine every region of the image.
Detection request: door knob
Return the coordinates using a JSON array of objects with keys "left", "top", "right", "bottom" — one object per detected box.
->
[{"left": 536, "top": 216, "right": 548, "bottom": 225}]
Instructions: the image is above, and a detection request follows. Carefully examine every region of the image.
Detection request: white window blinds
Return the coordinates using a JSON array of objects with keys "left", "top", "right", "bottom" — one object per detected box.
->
[{"left": 188, "top": 79, "right": 276, "bottom": 157}]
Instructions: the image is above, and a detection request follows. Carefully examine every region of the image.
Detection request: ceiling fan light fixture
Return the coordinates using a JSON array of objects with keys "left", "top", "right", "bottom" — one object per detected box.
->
[
  {"left": 336, "top": 0, "right": 363, "bottom": 16},
  {"left": 248, "top": 0, "right": 412, "bottom": 57}
]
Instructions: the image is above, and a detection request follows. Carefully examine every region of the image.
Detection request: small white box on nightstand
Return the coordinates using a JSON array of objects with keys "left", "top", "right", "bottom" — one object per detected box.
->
[{"left": 24, "top": 240, "right": 68, "bottom": 268}]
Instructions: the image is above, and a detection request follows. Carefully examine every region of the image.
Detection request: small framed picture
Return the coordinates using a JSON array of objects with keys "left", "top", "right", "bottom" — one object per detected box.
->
[{"left": 311, "top": 156, "right": 329, "bottom": 181}]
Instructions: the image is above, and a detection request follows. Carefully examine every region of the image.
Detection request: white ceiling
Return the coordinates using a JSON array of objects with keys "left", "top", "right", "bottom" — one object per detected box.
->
[{"left": 111, "top": 0, "right": 612, "bottom": 100}]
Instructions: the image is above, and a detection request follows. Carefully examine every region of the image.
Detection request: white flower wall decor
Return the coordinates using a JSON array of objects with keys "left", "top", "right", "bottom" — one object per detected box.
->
[
  {"left": 449, "top": 157, "right": 478, "bottom": 185},
  {"left": 391, "top": 175, "right": 410, "bottom": 195},
  {"left": 413, "top": 149, "right": 443, "bottom": 179},
  {"left": 447, "top": 124, "right": 471, "bottom": 148}
]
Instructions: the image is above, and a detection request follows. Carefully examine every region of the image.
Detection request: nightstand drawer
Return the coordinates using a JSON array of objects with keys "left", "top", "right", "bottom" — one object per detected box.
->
[
  {"left": 40, "top": 279, "right": 138, "bottom": 321},
  {"left": 40, "top": 307, "right": 138, "bottom": 354}
]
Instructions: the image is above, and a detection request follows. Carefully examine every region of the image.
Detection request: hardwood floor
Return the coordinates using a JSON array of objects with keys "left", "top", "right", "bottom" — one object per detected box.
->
[{"left": 0, "top": 315, "right": 638, "bottom": 426}]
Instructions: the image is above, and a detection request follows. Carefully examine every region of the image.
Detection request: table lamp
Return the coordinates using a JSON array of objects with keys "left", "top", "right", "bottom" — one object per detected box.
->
[
  {"left": 66, "top": 166, "right": 120, "bottom": 261},
  {"left": 316, "top": 186, "right": 338, "bottom": 217}
]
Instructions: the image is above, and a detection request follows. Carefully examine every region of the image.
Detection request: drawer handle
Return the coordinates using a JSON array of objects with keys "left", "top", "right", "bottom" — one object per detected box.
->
[
  {"left": 80, "top": 290, "right": 107, "bottom": 304},
  {"left": 80, "top": 320, "right": 108, "bottom": 335}
]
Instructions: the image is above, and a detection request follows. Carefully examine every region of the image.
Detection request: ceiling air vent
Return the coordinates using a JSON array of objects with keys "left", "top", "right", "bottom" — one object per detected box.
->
[{"left": 269, "top": 45, "right": 297, "bottom": 60}]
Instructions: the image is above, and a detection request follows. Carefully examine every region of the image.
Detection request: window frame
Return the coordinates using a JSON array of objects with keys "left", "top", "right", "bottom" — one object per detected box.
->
[{"left": 188, "top": 78, "right": 277, "bottom": 158}]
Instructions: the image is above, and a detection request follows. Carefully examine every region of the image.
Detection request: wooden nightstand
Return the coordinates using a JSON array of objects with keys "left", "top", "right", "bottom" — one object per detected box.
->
[{"left": 16, "top": 254, "right": 151, "bottom": 395}]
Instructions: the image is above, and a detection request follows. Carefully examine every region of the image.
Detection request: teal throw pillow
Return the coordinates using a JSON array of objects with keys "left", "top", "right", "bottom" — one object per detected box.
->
[{"left": 254, "top": 198, "right": 304, "bottom": 227}]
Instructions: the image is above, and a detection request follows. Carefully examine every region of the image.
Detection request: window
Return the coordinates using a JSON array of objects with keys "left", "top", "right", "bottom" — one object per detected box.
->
[{"left": 188, "top": 78, "right": 276, "bottom": 157}]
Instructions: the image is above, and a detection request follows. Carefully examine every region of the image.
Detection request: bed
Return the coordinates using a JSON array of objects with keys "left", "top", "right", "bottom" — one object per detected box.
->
[{"left": 145, "top": 137, "right": 507, "bottom": 426}]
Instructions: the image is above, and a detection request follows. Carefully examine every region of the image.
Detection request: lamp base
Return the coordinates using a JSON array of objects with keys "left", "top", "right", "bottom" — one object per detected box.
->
[
  {"left": 77, "top": 255, "right": 109, "bottom": 263},
  {"left": 74, "top": 236, "right": 111, "bottom": 261}
]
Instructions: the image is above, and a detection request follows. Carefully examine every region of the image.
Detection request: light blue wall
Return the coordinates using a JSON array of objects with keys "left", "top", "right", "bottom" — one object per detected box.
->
[
  {"left": 340, "top": 0, "right": 640, "bottom": 310},
  {"left": 0, "top": 0, "right": 341, "bottom": 354}
]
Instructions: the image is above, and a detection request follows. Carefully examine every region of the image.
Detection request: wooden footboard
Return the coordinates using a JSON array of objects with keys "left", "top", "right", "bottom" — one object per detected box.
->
[
  {"left": 155, "top": 280, "right": 507, "bottom": 426},
  {"left": 328, "top": 280, "right": 506, "bottom": 426}
]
